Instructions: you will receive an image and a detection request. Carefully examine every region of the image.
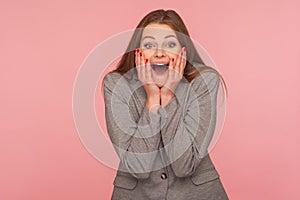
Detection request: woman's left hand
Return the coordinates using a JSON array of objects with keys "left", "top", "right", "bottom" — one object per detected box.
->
[{"left": 161, "top": 47, "right": 186, "bottom": 106}]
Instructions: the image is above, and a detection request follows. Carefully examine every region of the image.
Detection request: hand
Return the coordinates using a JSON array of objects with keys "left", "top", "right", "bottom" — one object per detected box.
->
[
  {"left": 135, "top": 48, "right": 160, "bottom": 113},
  {"left": 161, "top": 47, "right": 187, "bottom": 103}
]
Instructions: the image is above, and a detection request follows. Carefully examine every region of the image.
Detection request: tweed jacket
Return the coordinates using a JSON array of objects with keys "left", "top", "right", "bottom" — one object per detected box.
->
[{"left": 103, "top": 64, "right": 229, "bottom": 200}]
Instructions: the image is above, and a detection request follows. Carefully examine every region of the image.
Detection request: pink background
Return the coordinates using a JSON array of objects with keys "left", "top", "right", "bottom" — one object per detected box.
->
[{"left": 1, "top": 0, "right": 299, "bottom": 199}]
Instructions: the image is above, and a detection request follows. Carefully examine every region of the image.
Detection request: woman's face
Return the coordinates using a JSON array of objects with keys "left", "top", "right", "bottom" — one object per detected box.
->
[{"left": 140, "top": 23, "right": 182, "bottom": 87}]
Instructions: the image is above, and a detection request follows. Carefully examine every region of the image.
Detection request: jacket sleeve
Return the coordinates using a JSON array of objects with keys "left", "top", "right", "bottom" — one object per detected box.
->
[
  {"left": 158, "top": 72, "right": 220, "bottom": 178},
  {"left": 103, "top": 73, "right": 162, "bottom": 179}
]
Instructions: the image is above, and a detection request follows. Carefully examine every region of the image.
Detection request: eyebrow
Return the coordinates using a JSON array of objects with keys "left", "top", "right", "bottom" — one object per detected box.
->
[{"left": 142, "top": 35, "right": 177, "bottom": 41}]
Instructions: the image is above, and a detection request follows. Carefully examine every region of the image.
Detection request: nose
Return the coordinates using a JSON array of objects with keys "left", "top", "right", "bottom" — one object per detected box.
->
[{"left": 154, "top": 48, "right": 165, "bottom": 58}]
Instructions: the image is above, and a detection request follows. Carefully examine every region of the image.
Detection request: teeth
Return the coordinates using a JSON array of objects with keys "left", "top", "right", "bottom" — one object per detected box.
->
[{"left": 151, "top": 63, "right": 169, "bottom": 72}]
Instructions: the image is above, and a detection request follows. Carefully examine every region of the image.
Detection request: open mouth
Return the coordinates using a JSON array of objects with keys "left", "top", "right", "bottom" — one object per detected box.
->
[{"left": 150, "top": 63, "right": 169, "bottom": 73}]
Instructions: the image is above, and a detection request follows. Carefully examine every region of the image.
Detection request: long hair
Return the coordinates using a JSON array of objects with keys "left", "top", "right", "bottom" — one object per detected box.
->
[{"left": 101, "top": 9, "right": 228, "bottom": 98}]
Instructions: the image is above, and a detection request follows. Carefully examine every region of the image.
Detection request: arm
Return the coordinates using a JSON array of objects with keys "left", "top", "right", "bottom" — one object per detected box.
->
[
  {"left": 103, "top": 73, "right": 161, "bottom": 179},
  {"left": 158, "top": 72, "right": 220, "bottom": 177}
]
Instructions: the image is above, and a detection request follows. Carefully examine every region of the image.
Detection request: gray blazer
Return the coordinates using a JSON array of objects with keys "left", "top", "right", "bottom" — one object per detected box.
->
[{"left": 103, "top": 64, "right": 229, "bottom": 200}]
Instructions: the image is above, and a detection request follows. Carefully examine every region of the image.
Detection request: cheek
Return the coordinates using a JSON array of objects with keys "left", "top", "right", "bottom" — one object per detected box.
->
[
  {"left": 165, "top": 51, "right": 179, "bottom": 59},
  {"left": 141, "top": 50, "right": 154, "bottom": 59},
  {"left": 166, "top": 51, "right": 177, "bottom": 58},
  {"left": 174, "top": 46, "right": 182, "bottom": 54},
  {"left": 165, "top": 47, "right": 181, "bottom": 55}
]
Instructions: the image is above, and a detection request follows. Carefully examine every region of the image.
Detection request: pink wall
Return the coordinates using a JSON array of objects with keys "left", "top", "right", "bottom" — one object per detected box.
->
[{"left": 1, "top": 0, "right": 299, "bottom": 199}]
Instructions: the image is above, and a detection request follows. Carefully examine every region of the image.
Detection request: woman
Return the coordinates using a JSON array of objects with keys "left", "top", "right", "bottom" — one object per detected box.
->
[{"left": 102, "top": 9, "right": 229, "bottom": 200}]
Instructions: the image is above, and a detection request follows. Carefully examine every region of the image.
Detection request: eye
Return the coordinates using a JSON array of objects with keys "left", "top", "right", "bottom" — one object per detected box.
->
[
  {"left": 166, "top": 42, "right": 176, "bottom": 48},
  {"left": 143, "top": 43, "right": 155, "bottom": 49}
]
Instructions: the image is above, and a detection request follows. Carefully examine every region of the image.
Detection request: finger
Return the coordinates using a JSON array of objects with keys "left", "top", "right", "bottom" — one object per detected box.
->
[
  {"left": 179, "top": 47, "right": 186, "bottom": 75},
  {"left": 135, "top": 49, "right": 141, "bottom": 79},
  {"left": 145, "top": 58, "right": 152, "bottom": 83},
  {"left": 168, "top": 57, "right": 175, "bottom": 73},
  {"left": 138, "top": 50, "right": 145, "bottom": 81},
  {"left": 174, "top": 48, "right": 182, "bottom": 77},
  {"left": 140, "top": 50, "right": 145, "bottom": 67},
  {"left": 139, "top": 51, "right": 149, "bottom": 83}
]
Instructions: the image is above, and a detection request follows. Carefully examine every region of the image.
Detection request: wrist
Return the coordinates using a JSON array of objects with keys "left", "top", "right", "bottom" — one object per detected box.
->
[
  {"left": 161, "top": 87, "right": 174, "bottom": 99},
  {"left": 146, "top": 94, "right": 160, "bottom": 104},
  {"left": 160, "top": 93, "right": 175, "bottom": 108},
  {"left": 146, "top": 96, "right": 160, "bottom": 113}
]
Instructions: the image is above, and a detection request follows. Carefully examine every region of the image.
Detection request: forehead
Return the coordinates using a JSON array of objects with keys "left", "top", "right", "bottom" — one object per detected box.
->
[{"left": 141, "top": 23, "right": 177, "bottom": 39}]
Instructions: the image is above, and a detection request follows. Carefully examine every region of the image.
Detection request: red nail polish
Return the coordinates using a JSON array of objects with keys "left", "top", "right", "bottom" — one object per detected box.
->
[
  {"left": 172, "top": 58, "right": 174, "bottom": 62},
  {"left": 137, "top": 49, "right": 139, "bottom": 53},
  {"left": 139, "top": 52, "right": 142, "bottom": 56},
  {"left": 145, "top": 59, "right": 148, "bottom": 63}
]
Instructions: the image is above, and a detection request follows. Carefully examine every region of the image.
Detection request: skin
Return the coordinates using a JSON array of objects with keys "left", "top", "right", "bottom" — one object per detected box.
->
[{"left": 135, "top": 23, "right": 187, "bottom": 114}]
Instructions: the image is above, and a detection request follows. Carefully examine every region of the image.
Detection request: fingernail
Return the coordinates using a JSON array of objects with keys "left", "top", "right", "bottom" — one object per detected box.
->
[
  {"left": 183, "top": 47, "right": 186, "bottom": 52},
  {"left": 145, "top": 59, "right": 148, "bottom": 63},
  {"left": 172, "top": 58, "right": 174, "bottom": 62},
  {"left": 139, "top": 52, "right": 142, "bottom": 56},
  {"left": 137, "top": 49, "right": 139, "bottom": 53}
]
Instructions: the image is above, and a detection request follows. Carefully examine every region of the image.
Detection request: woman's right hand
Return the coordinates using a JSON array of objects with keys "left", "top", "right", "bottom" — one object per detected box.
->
[{"left": 135, "top": 49, "right": 160, "bottom": 112}]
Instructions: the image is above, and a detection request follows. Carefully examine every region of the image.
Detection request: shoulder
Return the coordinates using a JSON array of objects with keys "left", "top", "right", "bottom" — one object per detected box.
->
[
  {"left": 103, "top": 71, "right": 133, "bottom": 100},
  {"left": 190, "top": 63, "right": 220, "bottom": 92},
  {"left": 104, "top": 71, "right": 122, "bottom": 83},
  {"left": 103, "top": 71, "right": 124, "bottom": 90}
]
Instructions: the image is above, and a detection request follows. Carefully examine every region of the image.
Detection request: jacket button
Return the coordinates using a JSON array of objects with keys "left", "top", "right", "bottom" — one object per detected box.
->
[{"left": 161, "top": 173, "right": 167, "bottom": 180}]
